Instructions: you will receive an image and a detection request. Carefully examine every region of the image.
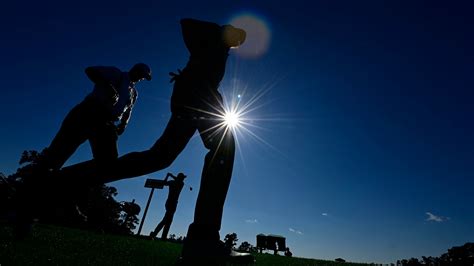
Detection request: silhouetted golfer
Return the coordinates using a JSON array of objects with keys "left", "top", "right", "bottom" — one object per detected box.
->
[
  {"left": 37, "top": 63, "right": 152, "bottom": 173},
  {"left": 60, "top": 18, "right": 253, "bottom": 263},
  {"left": 14, "top": 64, "right": 151, "bottom": 237},
  {"left": 149, "top": 172, "right": 186, "bottom": 240}
]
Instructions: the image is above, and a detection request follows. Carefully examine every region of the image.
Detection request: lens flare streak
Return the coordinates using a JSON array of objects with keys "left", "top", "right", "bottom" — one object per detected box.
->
[{"left": 179, "top": 75, "right": 288, "bottom": 175}]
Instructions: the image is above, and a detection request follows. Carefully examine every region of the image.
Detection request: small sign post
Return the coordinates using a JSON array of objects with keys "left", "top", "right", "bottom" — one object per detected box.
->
[{"left": 136, "top": 178, "right": 166, "bottom": 236}]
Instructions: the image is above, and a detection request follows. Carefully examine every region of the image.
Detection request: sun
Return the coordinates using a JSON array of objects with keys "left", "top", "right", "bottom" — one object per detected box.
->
[
  {"left": 182, "top": 73, "right": 281, "bottom": 166},
  {"left": 224, "top": 111, "right": 241, "bottom": 128}
]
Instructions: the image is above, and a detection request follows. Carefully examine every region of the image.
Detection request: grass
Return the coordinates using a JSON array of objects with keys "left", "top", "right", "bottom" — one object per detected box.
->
[{"left": 0, "top": 223, "right": 367, "bottom": 266}]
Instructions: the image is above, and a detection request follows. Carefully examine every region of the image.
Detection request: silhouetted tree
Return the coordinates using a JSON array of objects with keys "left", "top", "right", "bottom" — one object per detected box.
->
[
  {"left": 3, "top": 150, "right": 141, "bottom": 235},
  {"left": 406, "top": 258, "right": 421, "bottom": 266},
  {"left": 1, "top": 150, "right": 46, "bottom": 218},
  {"left": 119, "top": 199, "right": 140, "bottom": 234},
  {"left": 443, "top": 242, "right": 474, "bottom": 266},
  {"left": 0, "top": 172, "right": 16, "bottom": 218},
  {"left": 398, "top": 242, "right": 474, "bottom": 266},
  {"left": 284, "top": 247, "right": 293, "bottom": 257},
  {"left": 18, "top": 150, "right": 42, "bottom": 165},
  {"left": 8, "top": 149, "right": 45, "bottom": 181},
  {"left": 421, "top": 256, "right": 437, "bottom": 266},
  {"left": 439, "top": 252, "right": 450, "bottom": 265},
  {"left": 78, "top": 185, "right": 121, "bottom": 231},
  {"left": 224, "top": 233, "right": 238, "bottom": 249},
  {"left": 238, "top": 241, "right": 253, "bottom": 252},
  {"left": 335, "top": 258, "right": 346, "bottom": 263}
]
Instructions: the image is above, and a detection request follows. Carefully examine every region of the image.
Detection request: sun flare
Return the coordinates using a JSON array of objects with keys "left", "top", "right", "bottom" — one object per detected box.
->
[
  {"left": 224, "top": 111, "right": 241, "bottom": 128},
  {"left": 181, "top": 67, "right": 284, "bottom": 169}
]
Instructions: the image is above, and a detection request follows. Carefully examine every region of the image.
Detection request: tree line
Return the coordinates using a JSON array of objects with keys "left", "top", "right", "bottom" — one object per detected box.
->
[
  {"left": 396, "top": 242, "right": 473, "bottom": 266},
  {"left": 0, "top": 150, "right": 141, "bottom": 235}
]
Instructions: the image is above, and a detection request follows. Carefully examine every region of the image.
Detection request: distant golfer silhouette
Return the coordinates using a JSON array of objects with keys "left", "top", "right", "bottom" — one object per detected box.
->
[
  {"left": 37, "top": 63, "right": 152, "bottom": 172},
  {"left": 150, "top": 172, "right": 186, "bottom": 240},
  {"left": 60, "top": 18, "right": 252, "bottom": 263}
]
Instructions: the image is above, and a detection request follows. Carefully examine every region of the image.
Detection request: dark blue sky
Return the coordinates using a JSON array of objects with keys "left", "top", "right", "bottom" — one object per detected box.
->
[{"left": 1, "top": 0, "right": 473, "bottom": 263}]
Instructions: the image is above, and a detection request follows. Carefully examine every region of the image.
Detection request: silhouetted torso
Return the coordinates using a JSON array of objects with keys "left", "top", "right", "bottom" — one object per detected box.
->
[
  {"left": 165, "top": 179, "right": 184, "bottom": 210},
  {"left": 85, "top": 67, "right": 137, "bottom": 122},
  {"left": 170, "top": 19, "right": 230, "bottom": 115}
]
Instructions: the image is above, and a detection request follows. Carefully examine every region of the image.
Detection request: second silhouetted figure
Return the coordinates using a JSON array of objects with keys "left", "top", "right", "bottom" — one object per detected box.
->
[
  {"left": 149, "top": 172, "right": 187, "bottom": 240},
  {"left": 14, "top": 63, "right": 151, "bottom": 238},
  {"left": 37, "top": 63, "right": 152, "bottom": 172}
]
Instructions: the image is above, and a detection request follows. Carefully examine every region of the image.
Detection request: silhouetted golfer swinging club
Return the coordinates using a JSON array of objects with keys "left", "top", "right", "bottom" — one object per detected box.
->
[
  {"left": 149, "top": 172, "right": 187, "bottom": 240},
  {"left": 136, "top": 173, "right": 191, "bottom": 236},
  {"left": 59, "top": 18, "right": 254, "bottom": 263}
]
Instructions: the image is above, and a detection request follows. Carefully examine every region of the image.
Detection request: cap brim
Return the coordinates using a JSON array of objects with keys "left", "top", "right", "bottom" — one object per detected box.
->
[{"left": 222, "top": 25, "right": 246, "bottom": 48}]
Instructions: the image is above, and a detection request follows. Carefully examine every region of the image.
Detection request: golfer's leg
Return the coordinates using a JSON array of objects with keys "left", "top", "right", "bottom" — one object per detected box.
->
[
  {"left": 187, "top": 120, "right": 235, "bottom": 242},
  {"left": 89, "top": 122, "right": 118, "bottom": 165},
  {"left": 161, "top": 209, "right": 176, "bottom": 239},
  {"left": 40, "top": 110, "right": 89, "bottom": 171},
  {"left": 104, "top": 115, "right": 196, "bottom": 182},
  {"left": 59, "top": 115, "right": 196, "bottom": 184},
  {"left": 58, "top": 122, "right": 118, "bottom": 202},
  {"left": 151, "top": 218, "right": 166, "bottom": 237}
]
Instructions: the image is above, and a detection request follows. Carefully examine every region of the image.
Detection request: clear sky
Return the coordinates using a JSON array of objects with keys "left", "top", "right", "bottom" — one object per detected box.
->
[{"left": 1, "top": 0, "right": 473, "bottom": 264}]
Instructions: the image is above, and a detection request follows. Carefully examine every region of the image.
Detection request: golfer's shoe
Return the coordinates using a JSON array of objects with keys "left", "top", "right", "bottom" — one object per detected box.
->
[
  {"left": 179, "top": 239, "right": 255, "bottom": 265},
  {"left": 149, "top": 231, "right": 158, "bottom": 239}
]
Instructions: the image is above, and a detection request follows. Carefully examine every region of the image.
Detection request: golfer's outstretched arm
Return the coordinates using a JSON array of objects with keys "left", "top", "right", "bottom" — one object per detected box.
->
[{"left": 165, "top": 172, "right": 176, "bottom": 181}]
